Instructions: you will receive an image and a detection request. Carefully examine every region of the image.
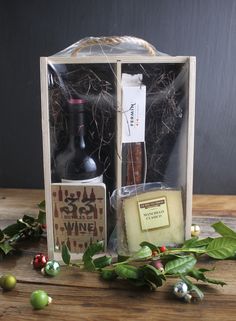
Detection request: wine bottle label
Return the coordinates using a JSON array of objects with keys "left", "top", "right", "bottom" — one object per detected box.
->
[
  {"left": 62, "top": 175, "right": 103, "bottom": 184},
  {"left": 121, "top": 73, "right": 146, "bottom": 143}
]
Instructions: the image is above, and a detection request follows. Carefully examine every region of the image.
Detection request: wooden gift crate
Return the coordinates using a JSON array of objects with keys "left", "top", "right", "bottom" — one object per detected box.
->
[{"left": 40, "top": 53, "right": 196, "bottom": 260}]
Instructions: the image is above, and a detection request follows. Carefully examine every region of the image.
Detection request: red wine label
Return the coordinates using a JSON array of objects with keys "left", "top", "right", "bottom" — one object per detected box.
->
[
  {"left": 121, "top": 73, "right": 146, "bottom": 143},
  {"left": 51, "top": 183, "right": 106, "bottom": 254}
]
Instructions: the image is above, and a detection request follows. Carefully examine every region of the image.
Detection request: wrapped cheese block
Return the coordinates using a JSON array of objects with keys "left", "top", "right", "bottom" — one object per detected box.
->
[{"left": 122, "top": 188, "right": 184, "bottom": 253}]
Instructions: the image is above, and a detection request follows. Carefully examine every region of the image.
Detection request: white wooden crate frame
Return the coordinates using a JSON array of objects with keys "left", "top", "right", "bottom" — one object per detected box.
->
[{"left": 40, "top": 55, "right": 196, "bottom": 260}]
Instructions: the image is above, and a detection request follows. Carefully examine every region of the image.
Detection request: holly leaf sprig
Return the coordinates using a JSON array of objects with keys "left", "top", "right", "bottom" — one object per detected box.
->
[
  {"left": 62, "top": 221, "right": 236, "bottom": 300},
  {"left": 0, "top": 200, "right": 46, "bottom": 256}
]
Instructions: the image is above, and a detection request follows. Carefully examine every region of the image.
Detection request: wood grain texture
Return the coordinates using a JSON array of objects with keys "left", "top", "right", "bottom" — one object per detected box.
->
[{"left": 0, "top": 189, "right": 236, "bottom": 320}]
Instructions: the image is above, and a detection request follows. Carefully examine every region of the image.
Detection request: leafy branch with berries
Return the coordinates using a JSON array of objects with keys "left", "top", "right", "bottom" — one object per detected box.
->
[
  {"left": 62, "top": 221, "right": 236, "bottom": 302},
  {"left": 0, "top": 201, "right": 46, "bottom": 257}
]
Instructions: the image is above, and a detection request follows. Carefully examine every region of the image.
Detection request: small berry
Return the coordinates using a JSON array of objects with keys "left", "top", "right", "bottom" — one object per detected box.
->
[
  {"left": 151, "top": 260, "right": 164, "bottom": 272},
  {"left": 0, "top": 274, "right": 17, "bottom": 291},
  {"left": 30, "top": 290, "right": 51, "bottom": 310},
  {"left": 160, "top": 245, "right": 166, "bottom": 253}
]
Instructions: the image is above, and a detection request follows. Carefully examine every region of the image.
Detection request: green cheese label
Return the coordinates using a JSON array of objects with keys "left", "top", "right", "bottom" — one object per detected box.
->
[{"left": 138, "top": 197, "right": 170, "bottom": 231}]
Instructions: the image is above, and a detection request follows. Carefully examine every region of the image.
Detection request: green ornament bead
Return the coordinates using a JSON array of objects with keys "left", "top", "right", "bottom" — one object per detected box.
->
[
  {"left": 44, "top": 260, "right": 60, "bottom": 277},
  {"left": 30, "top": 290, "right": 50, "bottom": 310},
  {"left": 0, "top": 274, "right": 17, "bottom": 291}
]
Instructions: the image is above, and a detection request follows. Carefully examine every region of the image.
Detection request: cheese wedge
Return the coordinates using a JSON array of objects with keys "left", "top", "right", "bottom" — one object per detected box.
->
[{"left": 122, "top": 189, "right": 184, "bottom": 253}]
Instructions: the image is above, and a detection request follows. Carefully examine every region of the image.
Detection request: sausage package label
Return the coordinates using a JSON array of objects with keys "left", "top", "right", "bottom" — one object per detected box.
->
[
  {"left": 121, "top": 73, "right": 146, "bottom": 143},
  {"left": 122, "top": 189, "right": 184, "bottom": 252}
]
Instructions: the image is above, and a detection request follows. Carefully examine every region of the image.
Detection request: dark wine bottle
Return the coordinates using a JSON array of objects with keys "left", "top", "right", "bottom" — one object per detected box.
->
[{"left": 55, "top": 98, "right": 103, "bottom": 183}]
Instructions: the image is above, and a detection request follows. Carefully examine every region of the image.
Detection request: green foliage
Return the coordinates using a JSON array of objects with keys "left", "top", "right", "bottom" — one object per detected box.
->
[
  {"left": 187, "top": 268, "right": 226, "bottom": 286},
  {"left": 93, "top": 255, "right": 112, "bottom": 269},
  {"left": 139, "top": 241, "right": 157, "bottom": 251},
  {"left": 101, "top": 268, "right": 117, "bottom": 280},
  {"left": 115, "top": 264, "right": 140, "bottom": 279},
  {"left": 82, "top": 241, "right": 105, "bottom": 271},
  {"left": 60, "top": 220, "right": 236, "bottom": 300},
  {"left": 165, "top": 256, "right": 197, "bottom": 275},
  {"left": 129, "top": 246, "right": 152, "bottom": 260},
  {"left": 62, "top": 243, "right": 71, "bottom": 265},
  {"left": 211, "top": 221, "right": 236, "bottom": 238},
  {"left": 206, "top": 237, "right": 236, "bottom": 259},
  {"left": 0, "top": 202, "right": 46, "bottom": 256},
  {"left": 181, "top": 275, "right": 204, "bottom": 301}
]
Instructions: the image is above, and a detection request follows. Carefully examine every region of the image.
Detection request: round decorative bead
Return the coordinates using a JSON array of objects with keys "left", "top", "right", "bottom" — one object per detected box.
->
[
  {"left": 32, "top": 253, "right": 48, "bottom": 269},
  {"left": 173, "top": 281, "right": 188, "bottom": 298},
  {"left": 43, "top": 260, "right": 60, "bottom": 277},
  {"left": 30, "top": 290, "right": 52, "bottom": 310},
  {"left": 0, "top": 274, "right": 17, "bottom": 291},
  {"left": 191, "top": 224, "right": 201, "bottom": 237}
]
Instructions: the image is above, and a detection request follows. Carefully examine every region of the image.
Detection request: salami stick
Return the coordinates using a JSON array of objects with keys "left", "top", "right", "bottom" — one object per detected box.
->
[{"left": 126, "top": 142, "right": 143, "bottom": 185}]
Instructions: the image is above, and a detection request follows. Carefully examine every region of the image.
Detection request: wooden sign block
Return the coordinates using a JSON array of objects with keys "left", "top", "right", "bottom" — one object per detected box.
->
[{"left": 50, "top": 184, "right": 106, "bottom": 261}]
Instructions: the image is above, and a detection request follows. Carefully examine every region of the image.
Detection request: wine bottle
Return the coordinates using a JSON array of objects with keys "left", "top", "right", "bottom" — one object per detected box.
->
[
  {"left": 58, "top": 186, "right": 63, "bottom": 201},
  {"left": 55, "top": 98, "right": 103, "bottom": 183}
]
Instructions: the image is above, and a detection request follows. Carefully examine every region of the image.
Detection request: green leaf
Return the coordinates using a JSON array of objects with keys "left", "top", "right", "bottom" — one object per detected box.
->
[
  {"left": 212, "top": 222, "right": 236, "bottom": 238},
  {"left": 117, "top": 254, "right": 130, "bottom": 262},
  {"left": 61, "top": 243, "right": 71, "bottom": 265},
  {"left": 38, "top": 200, "right": 46, "bottom": 212},
  {"left": 142, "top": 264, "right": 165, "bottom": 287},
  {"left": 22, "top": 215, "right": 35, "bottom": 225},
  {"left": 0, "top": 230, "right": 4, "bottom": 242},
  {"left": 84, "top": 259, "right": 96, "bottom": 272},
  {"left": 193, "top": 237, "right": 214, "bottom": 247},
  {"left": 101, "top": 267, "right": 117, "bottom": 280},
  {"left": 82, "top": 241, "right": 104, "bottom": 272},
  {"left": 37, "top": 211, "right": 46, "bottom": 225},
  {"left": 129, "top": 246, "right": 152, "bottom": 260},
  {"left": 82, "top": 241, "right": 104, "bottom": 262},
  {"left": 187, "top": 268, "right": 225, "bottom": 286},
  {"left": 206, "top": 237, "right": 236, "bottom": 259},
  {"left": 115, "top": 264, "right": 140, "bottom": 280},
  {"left": 93, "top": 255, "right": 112, "bottom": 269},
  {"left": 3, "top": 222, "right": 25, "bottom": 237},
  {"left": 165, "top": 256, "right": 197, "bottom": 275},
  {"left": 188, "top": 268, "right": 206, "bottom": 281},
  {"left": 204, "top": 277, "right": 226, "bottom": 286},
  {"left": 182, "top": 237, "right": 199, "bottom": 248},
  {"left": 182, "top": 237, "right": 214, "bottom": 249},
  {"left": 0, "top": 242, "right": 13, "bottom": 255},
  {"left": 181, "top": 275, "right": 204, "bottom": 300},
  {"left": 139, "top": 241, "right": 157, "bottom": 251}
]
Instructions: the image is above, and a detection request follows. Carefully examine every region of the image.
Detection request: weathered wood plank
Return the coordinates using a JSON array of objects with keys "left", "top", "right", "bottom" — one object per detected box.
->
[
  {"left": 0, "top": 279, "right": 236, "bottom": 321},
  {"left": 0, "top": 190, "right": 236, "bottom": 321}
]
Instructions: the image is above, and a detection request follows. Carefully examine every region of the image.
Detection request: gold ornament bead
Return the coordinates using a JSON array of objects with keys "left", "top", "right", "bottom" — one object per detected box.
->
[{"left": 191, "top": 224, "right": 201, "bottom": 237}]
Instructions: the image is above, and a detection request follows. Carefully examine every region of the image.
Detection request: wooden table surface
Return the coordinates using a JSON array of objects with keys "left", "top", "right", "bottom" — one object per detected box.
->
[{"left": 0, "top": 189, "right": 236, "bottom": 321}]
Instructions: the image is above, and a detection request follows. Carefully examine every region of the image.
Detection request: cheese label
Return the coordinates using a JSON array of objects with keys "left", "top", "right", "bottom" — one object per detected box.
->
[{"left": 138, "top": 197, "right": 170, "bottom": 231}]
